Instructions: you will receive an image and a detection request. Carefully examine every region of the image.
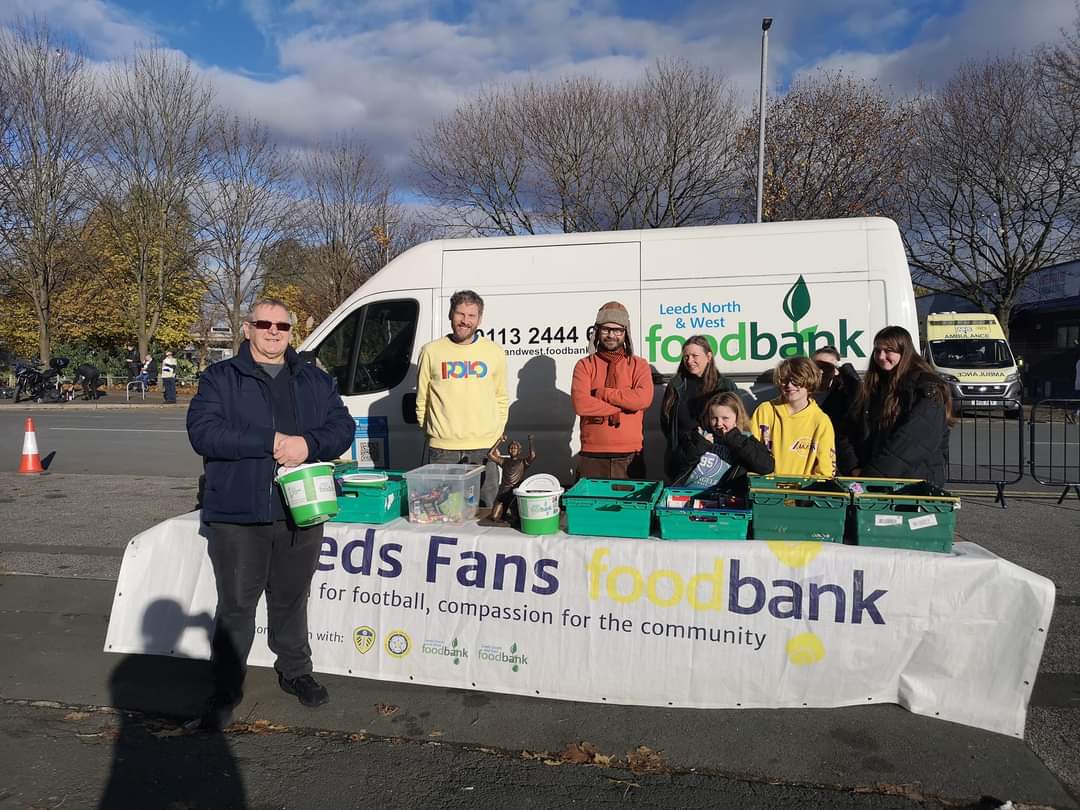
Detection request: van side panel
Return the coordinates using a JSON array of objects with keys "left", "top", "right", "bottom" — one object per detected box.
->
[{"left": 441, "top": 242, "right": 642, "bottom": 481}]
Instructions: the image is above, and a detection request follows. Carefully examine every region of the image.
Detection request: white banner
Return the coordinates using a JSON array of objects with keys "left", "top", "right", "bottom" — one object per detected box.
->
[{"left": 104, "top": 513, "right": 1054, "bottom": 738}]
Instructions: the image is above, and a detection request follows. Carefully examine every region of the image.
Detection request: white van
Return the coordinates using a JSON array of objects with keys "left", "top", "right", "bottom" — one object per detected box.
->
[
  {"left": 923, "top": 312, "right": 1021, "bottom": 416},
  {"left": 300, "top": 217, "right": 918, "bottom": 482}
]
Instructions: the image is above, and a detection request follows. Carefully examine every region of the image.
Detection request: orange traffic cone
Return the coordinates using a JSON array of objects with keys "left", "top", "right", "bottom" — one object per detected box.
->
[{"left": 19, "top": 417, "right": 44, "bottom": 475}]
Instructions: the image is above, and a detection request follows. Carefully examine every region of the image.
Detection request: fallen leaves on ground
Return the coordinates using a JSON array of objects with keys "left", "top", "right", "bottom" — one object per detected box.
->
[
  {"left": 230, "top": 719, "right": 288, "bottom": 735},
  {"left": 626, "top": 746, "right": 667, "bottom": 774},
  {"left": 374, "top": 703, "right": 398, "bottom": 717},
  {"left": 62, "top": 711, "right": 90, "bottom": 721},
  {"left": 557, "top": 741, "right": 616, "bottom": 767}
]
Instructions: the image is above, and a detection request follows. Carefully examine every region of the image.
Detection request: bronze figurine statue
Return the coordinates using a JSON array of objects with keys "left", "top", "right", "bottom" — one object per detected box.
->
[{"left": 487, "top": 433, "right": 536, "bottom": 523}]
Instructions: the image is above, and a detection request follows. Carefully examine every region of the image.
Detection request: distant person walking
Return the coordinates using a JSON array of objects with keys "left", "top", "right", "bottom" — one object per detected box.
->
[
  {"left": 1069, "top": 347, "right": 1080, "bottom": 424},
  {"left": 161, "top": 351, "right": 178, "bottom": 403},
  {"left": 571, "top": 301, "right": 654, "bottom": 480},
  {"left": 125, "top": 345, "right": 140, "bottom": 381}
]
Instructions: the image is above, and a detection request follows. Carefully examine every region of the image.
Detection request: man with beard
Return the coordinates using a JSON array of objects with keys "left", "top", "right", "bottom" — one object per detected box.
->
[
  {"left": 571, "top": 301, "right": 654, "bottom": 481},
  {"left": 415, "top": 289, "right": 509, "bottom": 507}
]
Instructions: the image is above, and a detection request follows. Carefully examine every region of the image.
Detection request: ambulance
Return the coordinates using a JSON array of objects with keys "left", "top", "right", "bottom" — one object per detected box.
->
[
  {"left": 923, "top": 313, "right": 1021, "bottom": 416},
  {"left": 299, "top": 217, "right": 919, "bottom": 482}
]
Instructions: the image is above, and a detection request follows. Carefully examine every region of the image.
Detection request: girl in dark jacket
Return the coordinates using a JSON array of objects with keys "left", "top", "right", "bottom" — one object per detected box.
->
[
  {"left": 850, "top": 325, "right": 952, "bottom": 487},
  {"left": 661, "top": 335, "right": 737, "bottom": 481},
  {"left": 675, "top": 391, "right": 775, "bottom": 489}
]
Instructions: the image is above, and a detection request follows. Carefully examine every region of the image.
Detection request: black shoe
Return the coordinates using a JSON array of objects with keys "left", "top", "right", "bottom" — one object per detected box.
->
[
  {"left": 190, "top": 691, "right": 241, "bottom": 731},
  {"left": 278, "top": 672, "right": 329, "bottom": 708}
]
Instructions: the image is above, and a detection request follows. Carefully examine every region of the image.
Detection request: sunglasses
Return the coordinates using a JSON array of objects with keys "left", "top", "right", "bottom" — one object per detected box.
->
[{"left": 248, "top": 320, "right": 292, "bottom": 332}]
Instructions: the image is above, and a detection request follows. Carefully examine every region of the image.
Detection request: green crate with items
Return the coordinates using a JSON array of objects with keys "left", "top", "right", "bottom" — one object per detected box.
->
[
  {"left": 839, "top": 477, "right": 959, "bottom": 554},
  {"left": 655, "top": 487, "right": 751, "bottom": 541},
  {"left": 331, "top": 467, "right": 409, "bottom": 524},
  {"left": 563, "top": 478, "right": 662, "bottom": 539},
  {"left": 748, "top": 475, "right": 850, "bottom": 543}
]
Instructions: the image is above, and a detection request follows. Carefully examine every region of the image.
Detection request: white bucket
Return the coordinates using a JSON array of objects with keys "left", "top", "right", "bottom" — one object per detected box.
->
[{"left": 513, "top": 473, "right": 564, "bottom": 535}]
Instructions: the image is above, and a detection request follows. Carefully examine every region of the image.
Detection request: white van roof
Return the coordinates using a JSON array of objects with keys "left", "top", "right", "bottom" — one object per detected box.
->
[{"left": 344, "top": 216, "right": 901, "bottom": 305}]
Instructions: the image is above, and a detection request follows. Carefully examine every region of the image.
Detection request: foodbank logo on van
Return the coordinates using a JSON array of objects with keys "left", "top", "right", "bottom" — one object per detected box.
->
[{"left": 645, "top": 276, "right": 866, "bottom": 363}]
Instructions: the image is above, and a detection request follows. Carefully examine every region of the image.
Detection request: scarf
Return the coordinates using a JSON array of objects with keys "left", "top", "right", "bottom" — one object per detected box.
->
[{"left": 596, "top": 350, "right": 625, "bottom": 427}]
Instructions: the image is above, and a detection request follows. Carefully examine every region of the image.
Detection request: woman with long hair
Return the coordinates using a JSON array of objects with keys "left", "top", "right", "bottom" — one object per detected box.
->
[
  {"left": 660, "top": 335, "right": 736, "bottom": 481},
  {"left": 850, "top": 325, "right": 952, "bottom": 487}
]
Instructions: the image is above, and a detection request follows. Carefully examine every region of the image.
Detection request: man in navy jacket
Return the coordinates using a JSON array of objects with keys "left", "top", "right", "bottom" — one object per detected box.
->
[{"left": 187, "top": 298, "right": 354, "bottom": 729}]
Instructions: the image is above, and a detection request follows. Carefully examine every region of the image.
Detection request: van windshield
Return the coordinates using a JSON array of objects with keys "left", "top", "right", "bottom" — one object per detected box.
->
[{"left": 929, "top": 338, "right": 1014, "bottom": 369}]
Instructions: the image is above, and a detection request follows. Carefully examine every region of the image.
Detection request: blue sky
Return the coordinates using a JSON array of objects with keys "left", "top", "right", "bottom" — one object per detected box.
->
[{"left": 2, "top": 0, "right": 1075, "bottom": 179}]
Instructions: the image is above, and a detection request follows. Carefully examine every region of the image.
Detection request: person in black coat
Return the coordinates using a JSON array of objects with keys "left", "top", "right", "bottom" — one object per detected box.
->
[
  {"left": 674, "top": 391, "right": 774, "bottom": 489},
  {"left": 660, "top": 335, "right": 737, "bottom": 482},
  {"left": 186, "top": 299, "right": 355, "bottom": 730},
  {"left": 813, "top": 346, "right": 862, "bottom": 475},
  {"left": 850, "top": 325, "right": 952, "bottom": 487}
]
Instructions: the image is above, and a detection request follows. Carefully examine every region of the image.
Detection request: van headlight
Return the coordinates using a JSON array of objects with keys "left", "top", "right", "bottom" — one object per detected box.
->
[
  {"left": 939, "top": 373, "right": 960, "bottom": 383},
  {"left": 1004, "top": 372, "right": 1019, "bottom": 383}
]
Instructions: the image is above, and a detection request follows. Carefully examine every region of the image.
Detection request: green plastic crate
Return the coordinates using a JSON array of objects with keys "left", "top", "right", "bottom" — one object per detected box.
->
[
  {"left": 563, "top": 478, "right": 662, "bottom": 539},
  {"left": 332, "top": 469, "right": 408, "bottom": 524},
  {"left": 748, "top": 475, "right": 849, "bottom": 542},
  {"left": 851, "top": 481, "right": 959, "bottom": 554},
  {"left": 656, "top": 487, "right": 751, "bottom": 541}
]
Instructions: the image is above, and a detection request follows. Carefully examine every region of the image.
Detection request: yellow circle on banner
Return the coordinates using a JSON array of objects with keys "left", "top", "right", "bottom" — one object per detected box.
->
[
  {"left": 786, "top": 632, "right": 825, "bottom": 665},
  {"left": 765, "top": 541, "right": 822, "bottom": 567}
]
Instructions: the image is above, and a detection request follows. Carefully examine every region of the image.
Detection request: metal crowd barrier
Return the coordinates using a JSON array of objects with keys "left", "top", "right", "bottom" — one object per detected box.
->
[
  {"left": 1029, "top": 399, "right": 1080, "bottom": 504},
  {"left": 947, "top": 398, "right": 1024, "bottom": 507}
]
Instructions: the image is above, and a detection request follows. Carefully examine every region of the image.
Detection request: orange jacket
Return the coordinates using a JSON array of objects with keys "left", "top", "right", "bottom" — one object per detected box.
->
[{"left": 571, "top": 353, "right": 654, "bottom": 454}]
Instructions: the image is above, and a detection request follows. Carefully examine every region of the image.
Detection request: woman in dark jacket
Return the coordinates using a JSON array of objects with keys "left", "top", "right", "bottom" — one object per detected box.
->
[
  {"left": 851, "top": 325, "right": 952, "bottom": 487},
  {"left": 661, "top": 335, "right": 737, "bottom": 481},
  {"left": 675, "top": 391, "right": 774, "bottom": 489}
]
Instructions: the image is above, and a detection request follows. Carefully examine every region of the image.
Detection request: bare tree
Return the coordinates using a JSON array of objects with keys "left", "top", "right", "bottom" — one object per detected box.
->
[
  {"left": 414, "top": 87, "right": 536, "bottom": 235},
  {"left": 902, "top": 55, "right": 1080, "bottom": 335},
  {"left": 413, "top": 59, "right": 743, "bottom": 235},
  {"left": 195, "top": 115, "right": 295, "bottom": 352},
  {"left": 299, "top": 133, "right": 392, "bottom": 310},
  {"left": 615, "top": 60, "right": 742, "bottom": 228},
  {"left": 742, "top": 70, "right": 914, "bottom": 222},
  {"left": 94, "top": 48, "right": 214, "bottom": 357},
  {"left": 0, "top": 22, "right": 97, "bottom": 363}
]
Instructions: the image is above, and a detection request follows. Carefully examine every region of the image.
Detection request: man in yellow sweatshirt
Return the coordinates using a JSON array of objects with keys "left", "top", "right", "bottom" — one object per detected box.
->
[
  {"left": 416, "top": 290, "right": 509, "bottom": 506},
  {"left": 751, "top": 357, "right": 836, "bottom": 478}
]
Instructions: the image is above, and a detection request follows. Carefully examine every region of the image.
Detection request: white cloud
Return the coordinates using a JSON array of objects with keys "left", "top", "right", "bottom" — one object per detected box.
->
[
  {"left": 6, "top": 0, "right": 1077, "bottom": 191},
  {"left": 0, "top": 0, "right": 157, "bottom": 56}
]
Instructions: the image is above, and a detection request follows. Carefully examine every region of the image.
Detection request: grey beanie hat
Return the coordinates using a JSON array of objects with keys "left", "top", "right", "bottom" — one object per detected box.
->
[{"left": 595, "top": 301, "right": 630, "bottom": 329}]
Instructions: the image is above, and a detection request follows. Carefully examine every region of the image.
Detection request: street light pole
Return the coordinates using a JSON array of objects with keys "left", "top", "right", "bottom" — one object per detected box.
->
[{"left": 756, "top": 17, "right": 773, "bottom": 224}]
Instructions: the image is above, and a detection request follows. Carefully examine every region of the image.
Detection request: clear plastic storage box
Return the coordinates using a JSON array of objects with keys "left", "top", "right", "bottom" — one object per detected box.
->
[{"left": 404, "top": 464, "right": 484, "bottom": 524}]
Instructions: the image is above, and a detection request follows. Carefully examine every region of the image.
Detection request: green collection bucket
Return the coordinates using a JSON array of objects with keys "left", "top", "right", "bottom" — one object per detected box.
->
[
  {"left": 275, "top": 462, "right": 338, "bottom": 527},
  {"left": 514, "top": 474, "right": 564, "bottom": 535}
]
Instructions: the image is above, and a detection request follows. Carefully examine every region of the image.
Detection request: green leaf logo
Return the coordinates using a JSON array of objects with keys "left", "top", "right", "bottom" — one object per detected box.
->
[
  {"left": 782, "top": 275, "right": 811, "bottom": 324},
  {"left": 510, "top": 642, "right": 518, "bottom": 654},
  {"left": 452, "top": 638, "right": 458, "bottom": 649}
]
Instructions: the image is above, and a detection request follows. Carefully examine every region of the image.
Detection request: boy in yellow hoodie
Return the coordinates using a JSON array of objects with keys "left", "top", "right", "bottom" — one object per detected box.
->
[{"left": 751, "top": 357, "right": 836, "bottom": 478}]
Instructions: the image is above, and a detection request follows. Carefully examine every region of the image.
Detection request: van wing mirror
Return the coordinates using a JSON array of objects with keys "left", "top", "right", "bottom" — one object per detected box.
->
[{"left": 402, "top": 393, "right": 418, "bottom": 424}]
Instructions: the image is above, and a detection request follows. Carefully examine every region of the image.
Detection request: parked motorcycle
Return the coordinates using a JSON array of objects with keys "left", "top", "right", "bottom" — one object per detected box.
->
[{"left": 13, "top": 357, "right": 69, "bottom": 403}]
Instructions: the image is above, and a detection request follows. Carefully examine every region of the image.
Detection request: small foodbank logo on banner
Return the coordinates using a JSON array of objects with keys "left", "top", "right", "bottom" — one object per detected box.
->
[
  {"left": 422, "top": 637, "right": 467, "bottom": 665},
  {"left": 479, "top": 642, "right": 528, "bottom": 672},
  {"left": 385, "top": 630, "right": 412, "bottom": 658},
  {"left": 646, "top": 276, "right": 866, "bottom": 363},
  {"left": 353, "top": 626, "right": 376, "bottom": 654}
]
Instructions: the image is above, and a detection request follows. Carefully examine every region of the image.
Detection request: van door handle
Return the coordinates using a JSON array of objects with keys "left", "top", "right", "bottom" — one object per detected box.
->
[{"left": 402, "top": 393, "right": 417, "bottom": 424}]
